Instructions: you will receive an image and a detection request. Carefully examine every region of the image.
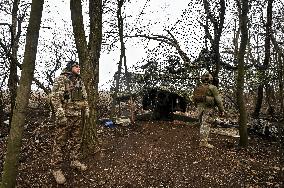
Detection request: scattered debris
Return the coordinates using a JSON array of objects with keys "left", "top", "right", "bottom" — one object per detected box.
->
[
  {"left": 99, "top": 118, "right": 115, "bottom": 128},
  {"left": 115, "top": 116, "right": 131, "bottom": 126}
]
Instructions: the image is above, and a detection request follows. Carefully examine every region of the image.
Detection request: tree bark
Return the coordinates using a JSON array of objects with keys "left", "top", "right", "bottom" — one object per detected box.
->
[
  {"left": 265, "top": 83, "right": 275, "bottom": 116},
  {"left": 8, "top": 0, "right": 20, "bottom": 126},
  {"left": 70, "top": 0, "right": 102, "bottom": 155},
  {"left": 270, "top": 34, "right": 284, "bottom": 114},
  {"left": 111, "top": 0, "right": 123, "bottom": 118},
  {"left": 0, "top": 0, "right": 44, "bottom": 187},
  {"left": 0, "top": 92, "right": 4, "bottom": 128},
  {"left": 202, "top": 0, "right": 226, "bottom": 86},
  {"left": 253, "top": 0, "right": 273, "bottom": 118},
  {"left": 111, "top": 0, "right": 133, "bottom": 120},
  {"left": 236, "top": 0, "right": 249, "bottom": 147},
  {"left": 278, "top": 55, "right": 284, "bottom": 114}
]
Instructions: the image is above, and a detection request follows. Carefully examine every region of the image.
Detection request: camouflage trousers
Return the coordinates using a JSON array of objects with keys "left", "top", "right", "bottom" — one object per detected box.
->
[
  {"left": 51, "top": 116, "right": 83, "bottom": 170},
  {"left": 197, "top": 107, "right": 216, "bottom": 142}
]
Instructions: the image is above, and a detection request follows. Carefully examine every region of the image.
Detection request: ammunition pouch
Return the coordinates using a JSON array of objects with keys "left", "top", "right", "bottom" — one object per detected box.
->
[
  {"left": 194, "top": 95, "right": 206, "bottom": 103},
  {"left": 193, "top": 84, "right": 209, "bottom": 104},
  {"left": 71, "top": 87, "right": 85, "bottom": 101}
]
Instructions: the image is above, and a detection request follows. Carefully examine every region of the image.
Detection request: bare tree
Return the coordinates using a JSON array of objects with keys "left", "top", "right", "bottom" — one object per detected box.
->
[
  {"left": 202, "top": 0, "right": 226, "bottom": 86},
  {"left": 271, "top": 34, "right": 284, "bottom": 114},
  {"left": 0, "top": 0, "right": 44, "bottom": 186},
  {"left": 132, "top": 30, "right": 191, "bottom": 64},
  {"left": 0, "top": 0, "right": 26, "bottom": 126},
  {"left": 111, "top": 0, "right": 127, "bottom": 117},
  {"left": 253, "top": 0, "right": 274, "bottom": 118},
  {"left": 70, "top": 0, "right": 102, "bottom": 155},
  {"left": 236, "top": 0, "right": 249, "bottom": 147},
  {"left": 8, "top": 0, "right": 20, "bottom": 125}
]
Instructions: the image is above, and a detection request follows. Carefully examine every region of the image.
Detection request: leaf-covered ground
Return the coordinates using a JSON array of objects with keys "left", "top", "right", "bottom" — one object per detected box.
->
[{"left": 0, "top": 109, "right": 282, "bottom": 187}]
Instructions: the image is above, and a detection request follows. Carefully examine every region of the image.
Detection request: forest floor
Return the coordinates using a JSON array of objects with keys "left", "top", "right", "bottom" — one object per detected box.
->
[{"left": 0, "top": 108, "right": 283, "bottom": 188}]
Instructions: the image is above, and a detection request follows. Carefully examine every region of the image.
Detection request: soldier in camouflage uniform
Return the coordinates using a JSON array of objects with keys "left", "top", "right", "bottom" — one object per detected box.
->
[
  {"left": 50, "top": 61, "right": 89, "bottom": 184},
  {"left": 193, "top": 72, "right": 225, "bottom": 149}
]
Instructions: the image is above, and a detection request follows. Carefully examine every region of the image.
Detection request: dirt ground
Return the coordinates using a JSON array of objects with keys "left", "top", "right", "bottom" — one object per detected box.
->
[{"left": 0, "top": 108, "right": 283, "bottom": 188}]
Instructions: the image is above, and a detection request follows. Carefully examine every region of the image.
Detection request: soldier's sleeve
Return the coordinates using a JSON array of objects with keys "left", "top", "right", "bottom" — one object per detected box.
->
[
  {"left": 50, "top": 75, "right": 66, "bottom": 112},
  {"left": 209, "top": 85, "right": 224, "bottom": 112}
]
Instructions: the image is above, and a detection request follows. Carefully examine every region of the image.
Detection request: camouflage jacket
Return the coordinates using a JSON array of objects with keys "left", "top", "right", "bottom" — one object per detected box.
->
[
  {"left": 50, "top": 71, "right": 88, "bottom": 117},
  {"left": 194, "top": 83, "right": 224, "bottom": 112}
]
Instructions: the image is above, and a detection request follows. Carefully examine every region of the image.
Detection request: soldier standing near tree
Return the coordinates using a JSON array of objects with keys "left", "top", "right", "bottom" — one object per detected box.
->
[
  {"left": 49, "top": 60, "right": 89, "bottom": 184},
  {"left": 193, "top": 72, "right": 225, "bottom": 148}
]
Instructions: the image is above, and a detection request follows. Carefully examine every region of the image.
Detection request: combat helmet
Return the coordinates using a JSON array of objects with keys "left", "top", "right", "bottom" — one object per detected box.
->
[
  {"left": 65, "top": 60, "right": 79, "bottom": 72},
  {"left": 201, "top": 72, "right": 213, "bottom": 83}
]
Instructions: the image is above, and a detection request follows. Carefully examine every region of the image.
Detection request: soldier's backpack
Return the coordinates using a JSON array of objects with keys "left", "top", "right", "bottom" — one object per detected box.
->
[
  {"left": 193, "top": 84, "right": 216, "bottom": 107},
  {"left": 193, "top": 84, "right": 209, "bottom": 103}
]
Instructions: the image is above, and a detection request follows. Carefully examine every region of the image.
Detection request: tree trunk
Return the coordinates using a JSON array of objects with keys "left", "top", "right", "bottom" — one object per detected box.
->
[
  {"left": 253, "top": 85, "right": 264, "bottom": 117},
  {"left": 203, "top": 0, "right": 226, "bottom": 87},
  {"left": 119, "top": 3, "right": 134, "bottom": 122},
  {"left": 278, "top": 55, "right": 284, "bottom": 114},
  {"left": 0, "top": 92, "right": 4, "bottom": 127},
  {"left": 236, "top": 0, "right": 249, "bottom": 147},
  {"left": 265, "top": 84, "right": 275, "bottom": 117},
  {"left": 111, "top": 0, "right": 127, "bottom": 119},
  {"left": 253, "top": 0, "right": 273, "bottom": 118},
  {"left": 0, "top": 0, "right": 44, "bottom": 187},
  {"left": 8, "top": 0, "right": 20, "bottom": 126},
  {"left": 89, "top": 0, "right": 102, "bottom": 88},
  {"left": 271, "top": 34, "right": 284, "bottom": 114},
  {"left": 70, "top": 0, "right": 102, "bottom": 155},
  {"left": 117, "top": 0, "right": 134, "bottom": 121},
  {"left": 233, "top": 20, "right": 240, "bottom": 58}
]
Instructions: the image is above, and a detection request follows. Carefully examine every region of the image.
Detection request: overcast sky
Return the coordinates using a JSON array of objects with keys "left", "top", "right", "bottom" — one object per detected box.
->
[
  {"left": 1, "top": 0, "right": 280, "bottom": 92},
  {"left": 101, "top": 1, "right": 190, "bottom": 89},
  {"left": 39, "top": 1, "right": 190, "bottom": 90},
  {"left": 0, "top": 1, "right": 191, "bottom": 90}
]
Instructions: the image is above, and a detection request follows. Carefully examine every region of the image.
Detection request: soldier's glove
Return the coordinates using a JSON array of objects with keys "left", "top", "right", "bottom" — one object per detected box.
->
[{"left": 56, "top": 108, "right": 67, "bottom": 125}]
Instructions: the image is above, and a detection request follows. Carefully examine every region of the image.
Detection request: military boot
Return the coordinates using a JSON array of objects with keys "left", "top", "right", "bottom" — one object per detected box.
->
[
  {"left": 53, "top": 169, "right": 66, "bottom": 184},
  {"left": 199, "top": 140, "right": 214, "bottom": 149},
  {"left": 71, "top": 160, "right": 87, "bottom": 171}
]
